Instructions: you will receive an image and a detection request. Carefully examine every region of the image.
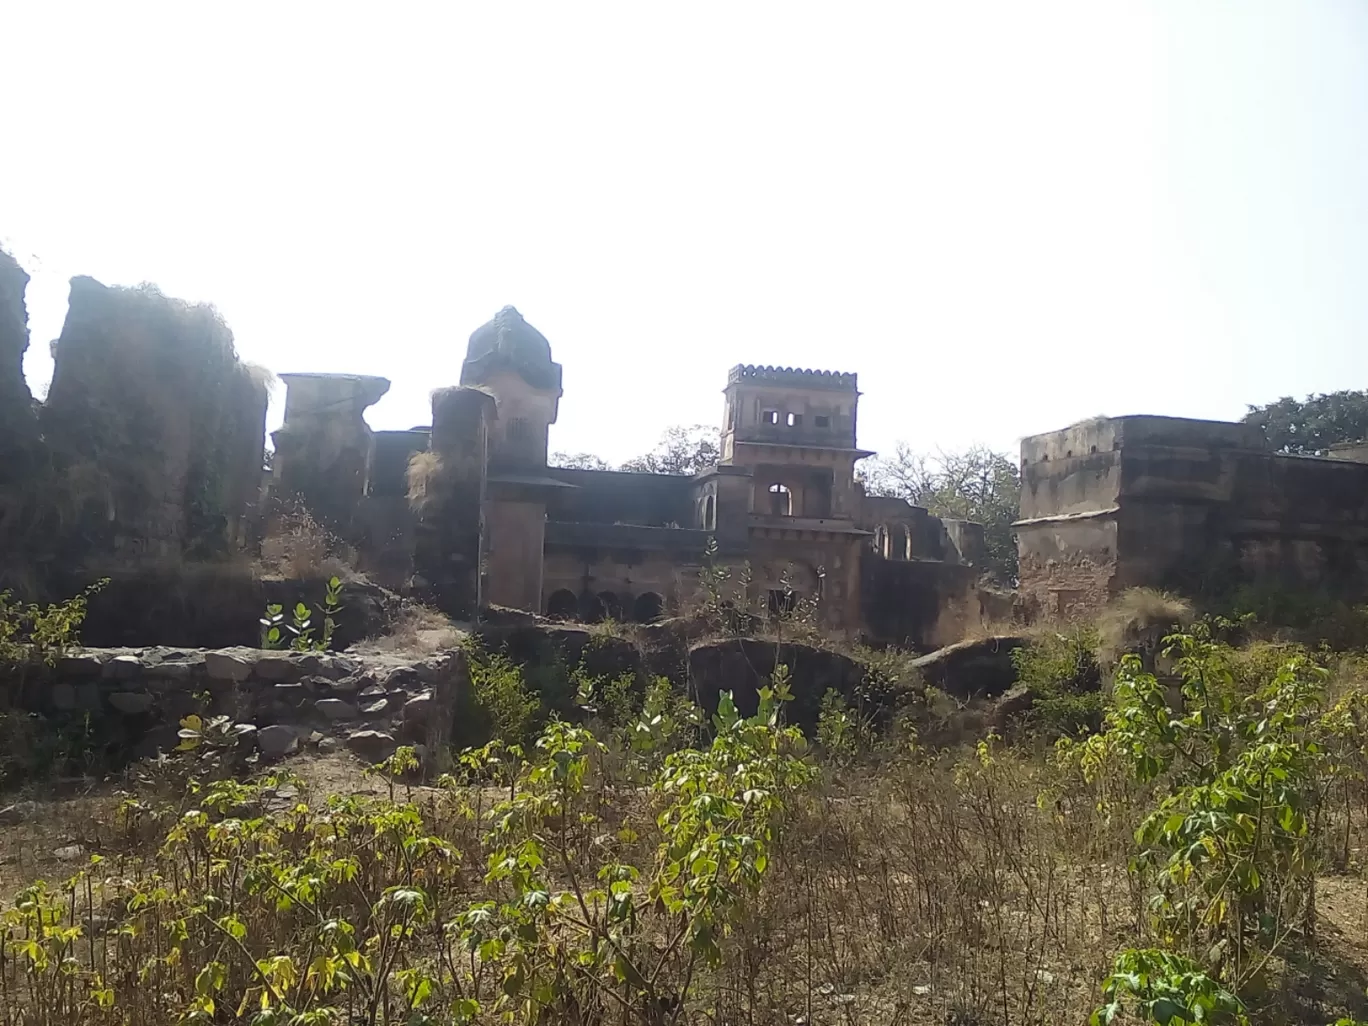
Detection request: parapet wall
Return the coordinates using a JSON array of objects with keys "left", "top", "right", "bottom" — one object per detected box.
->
[{"left": 727, "top": 364, "right": 858, "bottom": 391}]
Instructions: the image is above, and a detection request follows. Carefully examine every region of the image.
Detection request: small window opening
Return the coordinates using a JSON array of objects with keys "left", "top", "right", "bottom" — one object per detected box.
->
[
  {"left": 786, "top": 412, "right": 802, "bottom": 427},
  {"left": 768, "top": 482, "right": 793, "bottom": 516},
  {"left": 508, "top": 417, "right": 530, "bottom": 441},
  {"left": 814, "top": 415, "right": 830, "bottom": 428},
  {"left": 703, "top": 494, "right": 716, "bottom": 529},
  {"left": 762, "top": 410, "right": 780, "bottom": 425}
]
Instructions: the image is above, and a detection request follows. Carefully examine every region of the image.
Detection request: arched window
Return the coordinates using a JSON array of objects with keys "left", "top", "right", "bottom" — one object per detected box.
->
[
  {"left": 703, "top": 494, "right": 716, "bottom": 529},
  {"left": 546, "top": 590, "right": 578, "bottom": 619},
  {"left": 768, "top": 483, "right": 792, "bottom": 516},
  {"left": 896, "top": 524, "right": 912, "bottom": 561},
  {"left": 633, "top": 592, "right": 665, "bottom": 623},
  {"left": 873, "top": 524, "right": 889, "bottom": 557}
]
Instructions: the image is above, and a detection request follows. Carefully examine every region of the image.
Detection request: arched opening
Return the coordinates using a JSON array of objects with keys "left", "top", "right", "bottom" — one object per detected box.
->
[
  {"left": 703, "top": 495, "right": 716, "bottom": 529},
  {"left": 546, "top": 589, "right": 578, "bottom": 619},
  {"left": 873, "top": 524, "right": 890, "bottom": 558},
  {"left": 896, "top": 524, "right": 912, "bottom": 561},
  {"left": 768, "top": 483, "right": 793, "bottom": 516},
  {"left": 597, "top": 591, "right": 623, "bottom": 621},
  {"left": 579, "top": 592, "right": 605, "bottom": 623},
  {"left": 633, "top": 592, "right": 665, "bottom": 624}
]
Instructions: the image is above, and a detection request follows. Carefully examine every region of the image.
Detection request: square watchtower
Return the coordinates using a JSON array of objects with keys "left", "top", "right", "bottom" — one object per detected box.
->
[{"left": 718, "top": 364, "right": 869, "bottom": 521}]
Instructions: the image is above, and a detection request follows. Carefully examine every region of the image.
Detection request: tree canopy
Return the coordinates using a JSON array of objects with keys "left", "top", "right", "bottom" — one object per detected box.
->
[
  {"left": 1242, "top": 390, "right": 1368, "bottom": 455},
  {"left": 858, "top": 444, "right": 1021, "bottom": 584},
  {"left": 554, "top": 425, "right": 719, "bottom": 477}
]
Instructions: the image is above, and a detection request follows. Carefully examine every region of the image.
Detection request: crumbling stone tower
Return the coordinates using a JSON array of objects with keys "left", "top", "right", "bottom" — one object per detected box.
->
[{"left": 459, "top": 307, "right": 564, "bottom": 611}]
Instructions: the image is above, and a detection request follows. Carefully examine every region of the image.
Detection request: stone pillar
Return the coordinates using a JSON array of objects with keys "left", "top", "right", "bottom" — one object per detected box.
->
[
  {"left": 412, "top": 387, "right": 495, "bottom": 619},
  {"left": 271, "top": 373, "right": 390, "bottom": 531}
]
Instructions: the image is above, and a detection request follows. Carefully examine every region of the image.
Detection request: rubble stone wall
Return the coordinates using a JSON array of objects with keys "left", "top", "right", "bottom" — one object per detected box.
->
[{"left": 5, "top": 646, "right": 468, "bottom": 766}]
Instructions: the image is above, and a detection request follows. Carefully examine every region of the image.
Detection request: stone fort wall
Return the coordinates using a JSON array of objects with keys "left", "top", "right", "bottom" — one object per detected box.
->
[{"left": 1016, "top": 415, "right": 1368, "bottom": 618}]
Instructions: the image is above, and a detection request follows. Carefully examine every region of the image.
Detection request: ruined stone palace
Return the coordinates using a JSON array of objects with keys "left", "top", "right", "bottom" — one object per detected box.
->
[
  {"left": 270, "top": 307, "right": 989, "bottom": 647},
  {"left": 1015, "top": 414, "right": 1368, "bottom": 617}
]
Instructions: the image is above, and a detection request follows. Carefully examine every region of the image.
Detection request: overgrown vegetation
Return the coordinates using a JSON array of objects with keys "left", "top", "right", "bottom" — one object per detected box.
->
[
  {"left": 0, "top": 580, "right": 107, "bottom": 668},
  {"left": 1011, "top": 624, "right": 1103, "bottom": 737},
  {"left": 9, "top": 582, "right": 1368, "bottom": 1022}
]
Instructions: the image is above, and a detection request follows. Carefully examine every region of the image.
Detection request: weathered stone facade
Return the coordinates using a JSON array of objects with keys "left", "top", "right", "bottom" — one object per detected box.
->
[
  {"left": 1015, "top": 414, "right": 1368, "bottom": 618},
  {"left": 0, "top": 241, "right": 986, "bottom": 652},
  {"left": 271, "top": 306, "right": 987, "bottom": 649}
]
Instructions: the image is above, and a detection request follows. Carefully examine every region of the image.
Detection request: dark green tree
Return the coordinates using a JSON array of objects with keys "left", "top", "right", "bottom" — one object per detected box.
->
[
  {"left": 1243, "top": 390, "right": 1368, "bottom": 455},
  {"left": 619, "top": 424, "right": 720, "bottom": 476}
]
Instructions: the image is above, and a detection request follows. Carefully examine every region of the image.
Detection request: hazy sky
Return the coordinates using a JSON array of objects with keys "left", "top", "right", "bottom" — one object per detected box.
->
[{"left": 3, "top": 2, "right": 1366, "bottom": 465}]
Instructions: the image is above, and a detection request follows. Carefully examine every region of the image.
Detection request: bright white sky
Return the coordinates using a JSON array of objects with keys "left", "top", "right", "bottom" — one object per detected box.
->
[{"left": 3, "top": 2, "right": 1366, "bottom": 465}]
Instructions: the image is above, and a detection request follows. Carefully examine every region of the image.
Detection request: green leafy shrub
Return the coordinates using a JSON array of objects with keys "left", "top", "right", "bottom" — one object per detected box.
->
[
  {"left": 1011, "top": 625, "right": 1103, "bottom": 737},
  {"left": 1064, "top": 622, "right": 1346, "bottom": 1005},
  {"left": 459, "top": 644, "right": 541, "bottom": 748},
  {"left": 1093, "top": 948, "right": 1247, "bottom": 1025},
  {"left": 0, "top": 579, "right": 108, "bottom": 667},
  {"left": 0, "top": 675, "right": 815, "bottom": 1024},
  {"left": 259, "top": 576, "right": 342, "bottom": 652}
]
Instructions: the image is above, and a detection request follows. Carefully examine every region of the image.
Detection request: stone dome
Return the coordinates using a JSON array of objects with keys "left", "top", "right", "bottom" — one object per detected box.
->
[
  {"left": 466, "top": 306, "right": 552, "bottom": 366},
  {"left": 462, "top": 306, "right": 562, "bottom": 393}
]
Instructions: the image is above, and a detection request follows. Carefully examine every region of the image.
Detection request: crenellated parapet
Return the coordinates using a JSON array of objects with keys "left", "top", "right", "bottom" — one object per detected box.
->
[{"left": 727, "top": 365, "right": 858, "bottom": 391}]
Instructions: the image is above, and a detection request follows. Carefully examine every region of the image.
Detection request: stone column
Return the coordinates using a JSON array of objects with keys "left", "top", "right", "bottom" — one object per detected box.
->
[
  {"left": 412, "top": 387, "right": 495, "bottom": 619},
  {"left": 271, "top": 373, "right": 390, "bottom": 531}
]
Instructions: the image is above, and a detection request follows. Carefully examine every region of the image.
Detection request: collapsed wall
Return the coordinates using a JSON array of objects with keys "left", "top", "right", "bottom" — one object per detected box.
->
[
  {"left": 0, "top": 249, "right": 38, "bottom": 484},
  {"left": 42, "top": 277, "right": 268, "bottom": 563},
  {"left": 0, "top": 258, "right": 269, "bottom": 593}
]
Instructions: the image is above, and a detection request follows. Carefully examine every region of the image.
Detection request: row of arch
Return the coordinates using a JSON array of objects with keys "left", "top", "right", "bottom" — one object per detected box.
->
[{"left": 546, "top": 589, "right": 666, "bottom": 624}]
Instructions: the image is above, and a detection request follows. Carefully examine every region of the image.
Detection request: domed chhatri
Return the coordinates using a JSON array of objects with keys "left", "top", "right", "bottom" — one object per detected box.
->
[{"left": 462, "top": 306, "right": 562, "bottom": 393}]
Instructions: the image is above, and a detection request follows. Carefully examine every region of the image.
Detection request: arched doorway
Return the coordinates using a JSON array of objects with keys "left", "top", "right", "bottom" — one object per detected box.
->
[
  {"left": 546, "top": 589, "right": 577, "bottom": 619},
  {"left": 633, "top": 592, "right": 665, "bottom": 623},
  {"left": 768, "top": 483, "right": 793, "bottom": 516},
  {"left": 579, "top": 592, "right": 605, "bottom": 622},
  {"left": 703, "top": 495, "right": 716, "bottom": 529}
]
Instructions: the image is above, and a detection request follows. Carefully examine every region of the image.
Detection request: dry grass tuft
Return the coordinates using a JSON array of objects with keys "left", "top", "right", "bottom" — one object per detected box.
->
[
  {"left": 257, "top": 503, "right": 358, "bottom": 581},
  {"left": 359, "top": 601, "right": 463, "bottom": 655},
  {"left": 406, "top": 451, "right": 445, "bottom": 511},
  {"left": 1096, "top": 587, "right": 1193, "bottom": 664}
]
